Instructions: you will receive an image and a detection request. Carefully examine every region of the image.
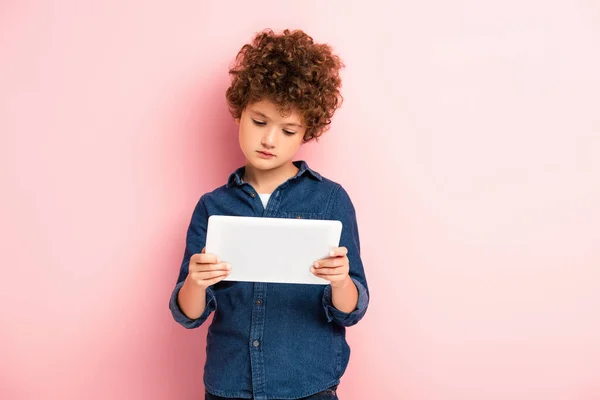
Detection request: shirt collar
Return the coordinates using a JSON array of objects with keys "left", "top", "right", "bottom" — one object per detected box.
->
[{"left": 226, "top": 160, "right": 323, "bottom": 188}]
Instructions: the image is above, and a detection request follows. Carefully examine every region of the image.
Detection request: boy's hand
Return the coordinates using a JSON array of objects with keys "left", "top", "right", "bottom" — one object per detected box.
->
[
  {"left": 187, "top": 247, "right": 231, "bottom": 289},
  {"left": 310, "top": 246, "right": 351, "bottom": 288}
]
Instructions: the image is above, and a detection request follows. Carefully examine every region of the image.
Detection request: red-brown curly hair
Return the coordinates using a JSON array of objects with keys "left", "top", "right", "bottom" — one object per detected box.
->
[{"left": 225, "top": 29, "right": 344, "bottom": 142}]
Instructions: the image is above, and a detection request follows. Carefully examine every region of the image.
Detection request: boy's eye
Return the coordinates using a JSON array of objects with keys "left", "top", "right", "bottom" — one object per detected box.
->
[{"left": 252, "top": 119, "right": 296, "bottom": 136}]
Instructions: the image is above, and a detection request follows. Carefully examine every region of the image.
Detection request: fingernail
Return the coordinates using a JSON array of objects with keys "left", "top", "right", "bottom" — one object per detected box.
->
[
  {"left": 310, "top": 266, "right": 315, "bottom": 272},
  {"left": 217, "top": 257, "right": 221, "bottom": 263},
  {"left": 226, "top": 264, "right": 231, "bottom": 270},
  {"left": 314, "top": 262, "right": 319, "bottom": 268},
  {"left": 329, "top": 251, "right": 335, "bottom": 257}
]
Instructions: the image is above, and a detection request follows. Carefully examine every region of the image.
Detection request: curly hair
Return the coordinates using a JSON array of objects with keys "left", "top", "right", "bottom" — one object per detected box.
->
[{"left": 225, "top": 29, "right": 344, "bottom": 142}]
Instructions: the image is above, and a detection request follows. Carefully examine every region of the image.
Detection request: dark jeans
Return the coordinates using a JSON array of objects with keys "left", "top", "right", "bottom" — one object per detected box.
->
[{"left": 205, "top": 386, "right": 339, "bottom": 400}]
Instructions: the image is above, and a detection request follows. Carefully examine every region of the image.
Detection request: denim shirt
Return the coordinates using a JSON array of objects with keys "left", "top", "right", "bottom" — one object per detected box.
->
[{"left": 169, "top": 160, "right": 369, "bottom": 400}]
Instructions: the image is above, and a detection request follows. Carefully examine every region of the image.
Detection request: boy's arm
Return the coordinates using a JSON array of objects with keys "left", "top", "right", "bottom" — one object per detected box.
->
[
  {"left": 331, "top": 273, "right": 359, "bottom": 313},
  {"left": 177, "top": 273, "right": 207, "bottom": 319},
  {"left": 320, "top": 185, "right": 370, "bottom": 327},
  {"left": 169, "top": 195, "right": 217, "bottom": 328}
]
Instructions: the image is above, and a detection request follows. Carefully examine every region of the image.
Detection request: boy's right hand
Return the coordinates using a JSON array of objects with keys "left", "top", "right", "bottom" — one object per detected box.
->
[{"left": 187, "top": 247, "right": 232, "bottom": 289}]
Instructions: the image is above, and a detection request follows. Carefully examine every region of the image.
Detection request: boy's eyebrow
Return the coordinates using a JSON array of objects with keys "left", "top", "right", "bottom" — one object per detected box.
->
[{"left": 250, "top": 109, "right": 303, "bottom": 128}]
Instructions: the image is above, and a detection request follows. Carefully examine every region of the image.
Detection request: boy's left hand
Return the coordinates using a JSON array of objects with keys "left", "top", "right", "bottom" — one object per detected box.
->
[{"left": 310, "top": 246, "right": 351, "bottom": 288}]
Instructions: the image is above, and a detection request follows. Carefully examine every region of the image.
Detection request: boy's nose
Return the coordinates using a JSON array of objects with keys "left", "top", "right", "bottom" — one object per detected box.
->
[{"left": 261, "top": 129, "right": 277, "bottom": 147}]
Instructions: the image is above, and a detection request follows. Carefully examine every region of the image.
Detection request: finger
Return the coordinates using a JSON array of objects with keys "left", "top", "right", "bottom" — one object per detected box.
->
[
  {"left": 192, "top": 269, "right": 230, "bottom": 281},
  {"left": 314, "top": 257, "right": 347, "bottom": 269},
  {"left": 202, "top": 247, "right": 206, "bottom": 253},
  {"left": 191, "top": 252, "right": 220, "bottom": 264},
  {"left": 310, "top": 269, "right": 345, "bottom": 280},
  {"left": 190, "top": 252, "right": 213, "bottom": 263},
  {"left": 310, "top": 267, "right": 330, "bottom": 278},
  {"left": 192, "top": 262, "right": 231, "bottom": 273},
  {"left": 311, "top": 266, "right": 347, "bottom": 275},
  {"left": 203, "top": 274, "right": 230, "bottom": 287},
  {"left": 328, "top": 247, "right": 348, "bottom": 258}
]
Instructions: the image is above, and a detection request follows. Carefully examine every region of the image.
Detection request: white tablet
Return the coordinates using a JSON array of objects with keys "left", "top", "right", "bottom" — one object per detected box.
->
[{"left": 205, "top": 215, "right": 342, "bottom": 285}]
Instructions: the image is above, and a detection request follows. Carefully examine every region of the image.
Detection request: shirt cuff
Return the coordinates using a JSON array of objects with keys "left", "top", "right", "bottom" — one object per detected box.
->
[
  {"left": 169, "top": 280, "right": 217, "bottom": 329},
  {"left": 322, "top": 278, "right": 369, "bottom": 327}
]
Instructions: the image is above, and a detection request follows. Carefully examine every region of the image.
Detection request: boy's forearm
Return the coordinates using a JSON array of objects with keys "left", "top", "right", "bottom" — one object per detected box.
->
[
  {"left": 177, "top": 276, "right": 206, "bottom": 319},
  {"left": 331, "top": 276, "right": 359, "bottom": 313}
]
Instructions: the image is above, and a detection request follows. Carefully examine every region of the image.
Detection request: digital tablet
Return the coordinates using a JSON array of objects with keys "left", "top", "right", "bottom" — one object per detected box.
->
[{"left": 205, "top": 215, "right": 342, "bottom": 285}]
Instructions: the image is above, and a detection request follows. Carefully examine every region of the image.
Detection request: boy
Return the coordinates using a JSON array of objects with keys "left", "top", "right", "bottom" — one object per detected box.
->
[{"left": 169, "top": 29, "right": 369, "bottom": 400}]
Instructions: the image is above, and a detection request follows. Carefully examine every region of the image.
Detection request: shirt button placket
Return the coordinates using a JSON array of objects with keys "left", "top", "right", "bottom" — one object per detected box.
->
[{"left": 249, "top": 283, "right": 267, "bottom": 398}]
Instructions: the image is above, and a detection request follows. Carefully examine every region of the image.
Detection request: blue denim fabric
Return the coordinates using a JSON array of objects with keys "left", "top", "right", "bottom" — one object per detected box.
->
[
  {"left": 205, "top": 385, "right": 338, "bottom": 400},
  {"left": 169, "top": 160, "right": 369, "bottom": 400}
]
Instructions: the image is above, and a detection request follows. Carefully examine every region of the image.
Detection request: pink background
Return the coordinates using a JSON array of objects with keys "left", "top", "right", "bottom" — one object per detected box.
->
[{"left": 1, "top": 1, "right": 599, "bottom": 399}]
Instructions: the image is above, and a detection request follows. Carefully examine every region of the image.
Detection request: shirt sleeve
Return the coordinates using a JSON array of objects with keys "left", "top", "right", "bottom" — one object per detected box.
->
[
  {"left": 168, "top": 194, "right": 217, "bottom": 329},
  {"left": 322, "top": 184, "right": 370, "bottom": 327}
]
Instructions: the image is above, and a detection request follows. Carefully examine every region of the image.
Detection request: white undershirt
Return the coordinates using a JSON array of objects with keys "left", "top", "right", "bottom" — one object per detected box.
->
[
  {"left": 258, "top": 193, "right": 271, "bottom": 208},
  {"left": 240, "top": 178, "right": 271, "bottom": 208}
]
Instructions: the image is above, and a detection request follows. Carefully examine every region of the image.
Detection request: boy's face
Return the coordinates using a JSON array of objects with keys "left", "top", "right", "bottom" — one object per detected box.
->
[{"left": 236, "top": 99, "right": 306, "bottom": 172}]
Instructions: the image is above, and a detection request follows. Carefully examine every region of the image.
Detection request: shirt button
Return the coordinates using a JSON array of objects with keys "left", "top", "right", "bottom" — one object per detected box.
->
[
  {"left": 256, "top": 299, "right": 262, "bottom": 305},
  {"left": 250, "top": 193, "right": 256, "bottom": 198},
  {"left": 296, "top": 215, "right": 303, "bottom": 219},
  {"left": 253, "top": 340, "right": 260, "bottom": 347}
]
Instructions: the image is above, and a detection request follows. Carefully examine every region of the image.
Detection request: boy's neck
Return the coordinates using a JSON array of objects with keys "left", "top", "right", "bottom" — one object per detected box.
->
[{"left": 242, "top": 161, "right": 299, "bottom": 194}]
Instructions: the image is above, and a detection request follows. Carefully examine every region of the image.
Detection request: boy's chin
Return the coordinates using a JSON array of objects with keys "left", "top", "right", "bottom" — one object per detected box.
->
[
  {"left": 248, "top": 158, "right": 284, "bottom": 170},
  {"left": 251, "top": 161, "right": 278, "bottom": 170}
]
